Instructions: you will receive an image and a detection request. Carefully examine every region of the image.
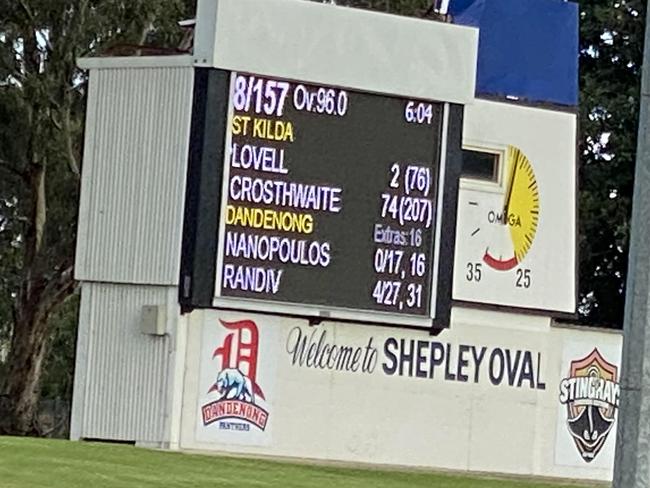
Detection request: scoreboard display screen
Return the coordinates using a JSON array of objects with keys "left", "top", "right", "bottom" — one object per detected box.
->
[{"left": 213, "top": 72, "right": 446, "bottom": 319}]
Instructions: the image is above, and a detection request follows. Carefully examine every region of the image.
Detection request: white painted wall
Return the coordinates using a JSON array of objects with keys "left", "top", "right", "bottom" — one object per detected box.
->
[
  {"left": 179, "top": 308, "right": 621, "bottom": 482},
  {"left": 454, "top": 100, "right": 577, "bottom": 313}
]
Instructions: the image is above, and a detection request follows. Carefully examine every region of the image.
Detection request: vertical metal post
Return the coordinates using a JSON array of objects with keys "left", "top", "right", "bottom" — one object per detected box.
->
[
  {"left": 613, "top": 7, "right": 650, "bottom": 488},
  {"left": 193, "top": 0, "right": 218, "bottom": 66}
]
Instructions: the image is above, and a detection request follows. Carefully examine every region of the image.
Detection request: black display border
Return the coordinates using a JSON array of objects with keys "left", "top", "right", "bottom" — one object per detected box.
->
[
  {"left": 179, "top": 68, "right": 231, "bottom": 311},
  {"left": 179, "top": 68, "right": 460, "bottom": 334},
  {"left": 432, "top": 104, "right": 463, "bottom": 330}
]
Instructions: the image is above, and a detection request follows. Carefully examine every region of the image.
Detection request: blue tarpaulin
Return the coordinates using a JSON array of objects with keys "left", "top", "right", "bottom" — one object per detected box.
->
[{"left": 448, "top": 0, "right": 579, "bottom": 107}]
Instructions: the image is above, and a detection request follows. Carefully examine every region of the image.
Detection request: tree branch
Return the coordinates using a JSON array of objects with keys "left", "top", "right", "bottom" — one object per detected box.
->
[
  {"left": 60, "top": 105, "right": 80, "bottom": 179},
  {"left": 49, "top": 110, "right": 63, "bottom": 131},
  {"left": 19, "top": 0, "right": 54, "bottom": 54},
  {"left": 139, "top": 14, "right": 156, "bottom": 46},
  {"left": 48, "top": 94, "right": 80, "bottom": 179},
  {"left": 33, "top": 166, "right": 46, "bottom": 257},
  {"left": 18, "top": 255, "right": 76, "bottom": 330},
  {"left": 39, "top": 264, "right": 76, "bottom": 319}
]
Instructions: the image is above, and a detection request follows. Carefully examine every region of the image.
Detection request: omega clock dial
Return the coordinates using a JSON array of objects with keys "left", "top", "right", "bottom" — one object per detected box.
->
[{"left": 458, "top": 145, "right": 540, "bottom": 291}]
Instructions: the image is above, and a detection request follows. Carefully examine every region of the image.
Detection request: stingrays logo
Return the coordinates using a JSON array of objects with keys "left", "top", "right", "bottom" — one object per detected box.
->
[
  {"left": 201, "top": 319, "right": 270, "bottom": 431},
  {"left": 559, "top": 348, "right": 620, "bottom": 462}
]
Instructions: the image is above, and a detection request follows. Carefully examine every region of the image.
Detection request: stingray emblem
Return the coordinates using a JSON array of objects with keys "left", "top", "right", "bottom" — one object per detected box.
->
[
  {"left": 201, "top": 319, "right": 269, "bottom": 431},
  {"left": 559, "top": 349, "right": 620, "bottom": 462}
]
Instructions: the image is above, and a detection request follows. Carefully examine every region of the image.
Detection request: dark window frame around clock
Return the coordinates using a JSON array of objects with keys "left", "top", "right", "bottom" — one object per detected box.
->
[{"left": 461, "top": 148, "right": 499, "bottom": 182}]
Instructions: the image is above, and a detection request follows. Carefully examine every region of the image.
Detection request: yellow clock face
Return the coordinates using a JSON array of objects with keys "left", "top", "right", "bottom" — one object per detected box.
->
[
  {"left": 482, "top": 145, "right": 540, "bottom": 271},
  {"left": 505, "top": 146, "right": 540, "bottom": 263}
]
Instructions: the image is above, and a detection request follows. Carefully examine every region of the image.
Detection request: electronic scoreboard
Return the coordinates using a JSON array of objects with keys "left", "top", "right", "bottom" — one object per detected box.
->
[{"left": 180, "top": 69, "right": 462, "bottom": 330}]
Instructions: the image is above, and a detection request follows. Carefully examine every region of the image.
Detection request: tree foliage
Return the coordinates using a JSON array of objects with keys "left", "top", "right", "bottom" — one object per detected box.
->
[
  {"left": 320, "top": 0, "right": 443, "bottom": 18},
  {"left": 0, "top": 0, "right": 194, "bottom": 435},
  {"left": 40, "top": 294, "right": 79, "bottom": 402},
  {"left": 335, "top": 0, "right": 432, "bottom": 14},
  {"left": 578, "top": 0, "right": 645, "bottom": 327}
]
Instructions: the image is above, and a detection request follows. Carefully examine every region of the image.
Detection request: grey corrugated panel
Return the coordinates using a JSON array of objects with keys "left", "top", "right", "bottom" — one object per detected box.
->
[
  {"left": 69, "top": 285, "right": 92, "bottom": 441},
  {"left": 78, "top": 282, "right": 177, "bottom": 443},
  {"left": 75, "top": 66, "right": 194, "bottom": 285}
]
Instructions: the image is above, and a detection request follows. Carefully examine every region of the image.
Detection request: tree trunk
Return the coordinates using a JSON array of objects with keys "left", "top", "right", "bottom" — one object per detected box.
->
[
  {"left": 0, "top": 309, "right": 49, "bottom": 435},
  {"left": 0, "top": 156, "right": 74, "bottom": 434},
  {"left": 0, "top": 263, "right": 75, "bottom": 435},
  {"left": 0, "top": 157, "right": 52, "bottom": 435},
  {"left": 0, "top": 101, "right": 77, "bottom": 434}
]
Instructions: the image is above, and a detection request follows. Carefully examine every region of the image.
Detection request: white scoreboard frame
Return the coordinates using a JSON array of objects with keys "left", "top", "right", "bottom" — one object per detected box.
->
[{"left": 193, "top": 0, "right": 478, "bottom": 105}]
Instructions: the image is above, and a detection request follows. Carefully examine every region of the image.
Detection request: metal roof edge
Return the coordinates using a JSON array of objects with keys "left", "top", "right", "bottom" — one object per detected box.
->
[
  {"left": 77, "top": 55, "right": 194, "bottom": 70},
  {"left": 551, "top": 320, "right": 623, "bottom": 336}
]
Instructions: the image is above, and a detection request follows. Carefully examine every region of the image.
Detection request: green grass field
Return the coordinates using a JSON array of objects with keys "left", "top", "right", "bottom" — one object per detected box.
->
[{"left": 0, "top": 436, "right": 605, "bottom": 488}]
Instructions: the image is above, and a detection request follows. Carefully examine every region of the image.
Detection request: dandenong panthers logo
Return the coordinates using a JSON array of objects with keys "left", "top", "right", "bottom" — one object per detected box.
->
[{"left": 201, "top": 319, "right": 269, "bottom": 431}]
